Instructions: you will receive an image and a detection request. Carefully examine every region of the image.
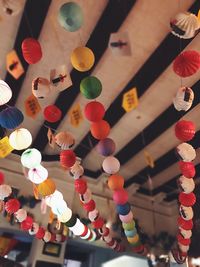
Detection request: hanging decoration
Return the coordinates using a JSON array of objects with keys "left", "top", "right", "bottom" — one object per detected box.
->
[
  {"left": 144, "top": 150, "right": 155, "bottom": 168},
  {"left": 9, "top": 128, "right": 32, "bottom": 150},
  {"left": 55, "top": 131, "right": 75, "bottom": 150},
  {"left": 21, "top": 38, "right": 42, "bottom": 64},
  {"left": 69, "top": 103, "right": 83, "bottom": 128},
  {"left": 32, "top": 77, "right": 51, "bottom": 99},
  {"left": 84, "top": 101, "right": 105, "bottom": 122},
  {"left": 21, "top": 148, "right": 42, "bottom": 169},
  {"left": 58, "top": 2, "right": 84, "bottom": 32},
  {"left": 2, "top": 0, "right": 24, "bottom": 16},
  {"left": 71, "top": 47, "right": 95, "bottom": 72},
  {"left": 0, "top": 106, "right": 24, "bottom": 130},
  {"left": 80, "top": 76, "right": 102, "bottom": 99},
  {"left": 0, "top": 136, "right": 13, "bottom": 158},
  {"left": 96, "top": 138, "right": 116, "bottom": 156},
  {"left": 174, "top": 120, "right": 195, "bottom": 142},
  {"left": 0, "top": 80, "right": 12, "bottom": 106},
  {"left": 122, "top": 87, "right": 139, "bottom": 112},
  {"left": 50, "top": 65, "right": 72, "bottom": 92},
  {"left": 90, "top": 120, "right": 110, "bottom": 140},
  {"left": 109, "top": 32, "right": 131, "bottom": 56},
  {"left": 173, "top": 87, "right": 194, "bottom": 112},
  {"left": 43, "top": 105, "right": 62, "bottom": 123},
  {"left": 6, "top": 50, "right": 24, "bottom": 79},
  {"left": 24, "top": 94, "right": 41, "bottom": 119}
]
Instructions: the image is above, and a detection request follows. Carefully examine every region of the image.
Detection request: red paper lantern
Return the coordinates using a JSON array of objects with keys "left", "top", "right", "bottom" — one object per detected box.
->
[
  {"left": 84, "top": 101, "right": 105, "bottom": 122},
  {"left": 177, "top": 234, "right": 191, "bottom": 246},
  {"left": 60, "top": 150, "right": 76, "bottom": 168},
  {"left": 90, "top": 120, "right": 110, "bottom": 140},
  {"left": 113, "top": 189, "right": 128, "bottom": 205},
  {"left": 22, "top": 38, "right": 42, "bottom": 64},
  {"left": 100, "top": 227, "right": 110, "bottom": 237},
  {"left": 173, "top": 50, "right": 200, "bottom": 77},
  {"left": 132, "top": 244, "right": 144, "bottom": 254},
  {"left": 92, "top": 217, "right": 104, "bottom": 229},
  {"left": 21, "top": 216, "right": 33, "bottom": 230},
  {"left": 83, "top": 199, "right": 96, "bottom": 212},
  {"left": 178, "top": 217, "right": 193, "bottom": 230},
  {"left": 179, "top": 192, "right": 196, "bottom": 206},
  {"left": 80, "top": 225, "right": 88, "bottom": 237},
  {"left": 36, "top": 227, "right": 45, "bottom": 239},
  {"left": 74, "top": 178, "right": 87, "bottom": 194},
  {"left": 0, "top": 172, "right": 4, "bottom": 185},
  {"left": 108, "top": 174, "right": 124, "bottom": 191},
  {"left": 175, "top": 120, "right": 195, "bottom": 141},
  {"left": 179, "top": 161, "right": 196, "bottom": 178},
  {"left": 43, "top": 105, "right": 62, "bottom": 123},
  {"left": 5, "top": 199, "right": 20, "bottom": 214},
  {"left": 107, "top": 239, "right": 115, "bottom": 247}
]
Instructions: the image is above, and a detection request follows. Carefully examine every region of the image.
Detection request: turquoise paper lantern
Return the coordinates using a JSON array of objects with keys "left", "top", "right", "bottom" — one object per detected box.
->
[
  {"left": 58, "top": 2, "right": 83, "bottom": 32},
  {"left": 125, "top": 228, "right": 137, "bottom": 238},
  {"left": 0, "top": 106, "right": 24, "bottom": 129}
]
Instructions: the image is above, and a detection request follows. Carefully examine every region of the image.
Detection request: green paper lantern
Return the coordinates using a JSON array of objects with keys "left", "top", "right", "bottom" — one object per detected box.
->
[
  {"left": 58, "top": 2, "right": 83, "bottom": 32},
  {"left": 122, "top": 221, "right": 135, "bottom": 231},
  {"left": 80, "top": 76, "right": 102, "bottom": 99}
]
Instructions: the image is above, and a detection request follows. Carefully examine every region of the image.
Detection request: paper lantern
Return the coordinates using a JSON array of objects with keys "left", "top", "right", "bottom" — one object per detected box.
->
[
  {"left": 60, "top": 150, "right": 76, "bottom": 168},
  {"left": 80, "top": 76, "right": 102, "bottom": 99},
  {"left": 79, "top": 189, "right": 92, "bottom": 204},
  {"left": 99, "top": 226, "right": 109, "bottom": 237},
  {"left": 51, "top": 199, "right": 68, "bottom": 216},
  {"left": 36, "top": 227, "right": 45, "bottom": 239},
  {"left": 175, "top": 120, "right": 195, "bottom": 141},
  {"left": 15, "top": 209, "right": 27, "bottom": 222},
  {"left": 43, "top": 105, "right": 62, "bottom": 123},
  {"left": 80, "top": 225, "right": 88, "bottom": 237},
  {"left": 119, "top": 211, "right": 133, "bottom": 223},
  {"left": 176, "top": 143, "right": 196, "bottom": 162},
  {"left": 116, "top": 203, "right": 131, "bottom": 215},
  {"left": 32, "top": 77, "right": 50, "bottom": 99},
  {"left": 92, "top": 217, "right": 104, "bottom": 229},
  {"left": 57, "top": 208, "right": 72, "bottom": 223},
  {"left": 21, "top": 148, "right": 42, "bottom": 169},
  {"left": 178, "top": 217, "right": 193, "bottom": 230},
  {"left": 179, "top": 228, "right": 192, "bottom": 239},
  {"left": 179, "top": 244, "right": 189, "bottom": 253},
  {"left": 89, "top": 230, "right": 97, "bottom": 242},
  {"left": 22, "top": 38, "right": 42, "bottom": 64},
  {"left": 88, "top": 209, "right": 99, "bottom": 222},
  {"left": 108, "top": 174, "right": 124, "bottom": 191},
  {"left": 0, "top": 172, "right": 4, "bottom": 185},
  {"left": 96, "top": 138, "right": 116, "bottom": 156},
  {"left": 124, "top": 228, "right": 137, "bottom": 238},
  {"left": 0, "top": 80, "right": 12, "bottom": 105},
  {"left": 91, "top": 120, "right": 110, "bottom": 140},
  {"left": 84, "top": 101, "right": 105, "bottom": 122},
  {"left": 127, "top": 234, "right": 139, "bottom": 244},
  {"left": 81, "top": 229, "right": 91, "bottom": 240},
  {"left": 178, "top": 176, "right": 195, "bottom": 194},
  {"left": 173, "top": 87, "right": 194, "bottom": 112},
  {"left": 55, "top": 131, "right": 75, "bottom": 150},
  {"left": 83, "top": 199, "right": 96, "bottom": 212},
  {"left": 170, "top": 12, "right": 200, "bottom": 39},
  {"left": 180, "top": 205, "right": 193, "bottom": 220},
  {"left": 28, "top": 165, "right": 48, "bottom": 184},
  {"left": 5, "top": 199, "right": 20, "bottom": 214},
  {"left": 102, "top": 156, "right": 120, "bottom": 174},
  {"left": 9, "top": 128, "right": 32, "bottom": 150},
  {"left": 70, "top": 161, "right": 84, "bottom": 179},
  {"left": 122, "top": 221, "right": 135, "bottom": 231},
  {"left": 58, "top": 2, "right": 83, "bottom": 32},
  {"left": 28, "top": 222, "right": 39, "bottom": 235},
  {"left": 179, "top": 161, "right": 195, "bottom": 178},
  {"left": 45, "top": 190, "right": 63, "bottom": 208},
  {"left": 65, "top": 214, "right": 77, "bottom": 227},
  {"left": 21, "top": 216, "right": 33, "bottom": 231},
  {"left": 74, "top": 178, "right": 87, "bottom": 194},
  {"left": 173, "top": 50, "right": 200, "bottom": 77},
  {"left": 0, "top": 107, "right": 23, "bottom": 130},
  {"left": 43, "top": 231, "right": 51, "bottom": 242},
  {"left": 113, "top": 189, "right": 128, "bottom": 205},
  {"left": 38, "top": 178, "right": 56, "bottom": 197},
  {"left": 69, "top": 218, "right": 85, "bottom": 236},
  {"left": 179, "top": 192, "right": 196, "bottom": 206},
  {"left": 103, "top": 235, "right": 112, "bottom": 243},
  {"left": 2, "top": 0, "right": 24, "bottom": 16},
  {"left": 0, "top": 184, "right": 12, "bottom": 200},
  {"left": 71, "top": 47, "right": 95, "bottom": 72},
  {"left": 177, "top": 234, "right": 191, "bottom": 246}
]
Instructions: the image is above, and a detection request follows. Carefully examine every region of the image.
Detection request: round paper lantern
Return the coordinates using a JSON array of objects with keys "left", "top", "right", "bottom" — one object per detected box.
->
[
  {"left": 178, "top": 176, "right": 195, "bottom": 193},
  {"left": 119, "top": 211, "right": 133, "bottom": 223},
  {"left": 52, "top": 199, "right": 68, "bottom": 216},
  {"left": 2, "top": 0, "right": 24, "bottom": 16},
  {"left": 65, "top": 214, "right": 77, "bottom": 227},
  {"left": 179, "top": 244, "right": 190, "bottom": 254},
  {"left": 74, "top": 178, "right": 87, "bottom": 194},
  {"left": 127, "top": 234, "right": 139, "bottom": 244},
  {"left": 175, "top": 120, "right": 195, "bottom": 141},
  {"left": 43, "top": 105, "right": 62, "bottom": 123},
  {"left": 122, "top": 221, "right": 135, "bottom": 231},
  {"left": 92, "top": 217, "right": 104, "bottom": 229},
  {"left": 55, "top": 131, "right": 75, "bottom": 150},
  {"left": 116, "top": 203, "right": 131, "bottom": 215},
  {"left": 45, "top": 190, "right": 63, "bottom": 208},
  {"left": 69, "top": 218, "right": 85, "bottom": 236},
  {"left": 60, "top": 150, "right": 76, "bottom": 168},
  {"left": 113, "top": 189, "right": 128, "bottom": 205},
  {"left": 125, "top": 228, "right": 137, "bottom": 238},
  {"left": 173, "top": 50, "right": 200, "bottom": 77},
  {"left": 179, "top": 192, "right": 196, "bottom": 206},
  {"left": 80, "top": 76, "right": 102, "bottom": 99},
  {"left": 99, "top": 226, "right": 109, "bottom": 237},
  {"left": 22, "top": 38, "right": 42, "bottom": 64},
  {"left": 21, "top": 216, "right": 33, "bottom": 231},
  {"left": 0, "top": 184, "right": 12, "bottom": 200},
  {"left": 173, "top": 87, "right": 194, "bottom": 112},
  {"left": 170, "top": 12, "right": 200, "bottom": 39},
  {"left": 38, "top": 178, "right": 56, "bottom": 197},
  {"left": 91, "top": 120, "right": 110, "bottom": 140},
  {"left": 9, "top": 128, "right": 32, "bottom": 150},
  {"left": 81, "top": 229, "right": 91, "bottom": 240},
  {"left": 43, "top": 231, "right": 51, "bottom": 242},
  {"left": 108, "top": 174, "right": 124, "bottom": 191},
  {"left": 15, "top": 209, "right": 27, "bottom": 222},
  {"left": 96, "top": 138, "right": 116, "bottom": 156},
  {"left": 176, "top": 143, "right": 196, "bottom": 162},
  {"left": 58, "top": 2, "right": 83, "bottom": 32},
  {"left": 179, "top": 228, "right": 192, "bottom": 239},
  {"left": 84, "top": 101, "right": 105, "bottom": 122},
  {"left": 103, "top": 235, "right": 112, "bottom": 243},
  {"left": 83, "top": 199, "right": 96, "bottom": 212},
  {"left": 71, "top": 47, "right": 95, "bottom": 72},
  {"left": 5, "top": 199, "right": 20, "bottom": 214},
  {"left": 179, "top": 161, "right": 195, "bottom": 178},
  {"left": 28, "top": 222, "right": 39, "bottom": 235},
  {"left": 28, "top": 165, "right": 48, "bottom": 184},
  {"left": 57, "top": 208, "right": 72, "bottom": 223},
  {"left": 177, "top": 234, "right": 191, "bottom": 246},
  {"left": 0, "top": 172, "right": 4, "bottom": 185},
  {"left": 0, "top": 107, "right": 23, "bottom": 130},
  {"left": 102, "top": 156, "right": 120, "bottom": 174},
  {"left": 89, "top": 230, "right": 97, "bottom": 242},
  {"left": 21, "top": 148, "right": 42, "bottom": 169},
  {"left": 178, "top": 217, "right": 193, "bottom": 230},
  {"left": 79, "top": 189, "right": 92, "bottom": 204},
  {"left": 88, "top": 209, "right": 99, "bottom": 222},
  {"left": 0, "top": 80, "right": 12, "bottom": 105},
  {"left": 70, "top": 161, "right": 84, "bottom": 179},
  {"left": 180, "top": 205, "right": 193, "bottom": 220},
  {"left": 36, "top": 227, "right": 45, "bottom": 239},
  {"left": 32, "top": 77, "right": 51, "bottom": 99}
]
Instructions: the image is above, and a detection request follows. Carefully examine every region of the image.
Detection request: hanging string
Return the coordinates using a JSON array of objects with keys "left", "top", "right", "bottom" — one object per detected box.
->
[{"left": 178, "top": 0, "right": 183, "bottom": 87}]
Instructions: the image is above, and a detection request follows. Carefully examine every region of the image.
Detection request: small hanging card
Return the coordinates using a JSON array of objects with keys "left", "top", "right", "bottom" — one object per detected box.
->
[
  {"left": 50, "top": 65, "right": 72, "bottom": 92},
  {"left": 47, "top": 128, "right": 56, "bottom": 148},
  {"left": 122, "top": 87, "right": 138, "bottom": 112},
  {"left": 0, "top": 136, "right": 13, "bottom": 158},
  {"left": 6, "top": 50, "right": 24, "bottom": 79},
  {"left": 109, "top": 32, "right": 131, "bottom": 56},
  {"left": 24, "top": 94, "right": 41, "bottom": 119},
  {"left": 69, "top": 103, "right": 83, "bottom": 128}
]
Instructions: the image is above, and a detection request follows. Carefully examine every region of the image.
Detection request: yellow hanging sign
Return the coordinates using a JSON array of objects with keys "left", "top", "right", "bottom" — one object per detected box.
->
[
  {"left": 197, "top": 9, "right": 200, "bottom": 22},
  {"left": 0, "top": 136, "right": 13, "bottom": 158},
  {"left": 122, "top": 87, "right": 138, "bottom": 112},
  {"left": 144, "top": 150, "right": 155, "bottom": 168},
  {"left": 6, "top": 50, "right": 24, "bottom": 79},
  {"left": 24, "top": 94, "right": 41, "bottom": 119},
  {"left": 70, "top": 103, "right": 83, "bottom": 127}
]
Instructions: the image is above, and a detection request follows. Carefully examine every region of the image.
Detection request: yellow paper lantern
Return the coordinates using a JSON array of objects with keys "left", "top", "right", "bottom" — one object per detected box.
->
[
  {"left": 38, "top": 178, "right": 56, "bottom": 197},
  {"left": 127, "top": 234, "right": 139, "bottom": 244},
  {"left": 9, "top": 128, "right": 32, "bottom": 150},
  {"left": 71, "top": 47, "right": 95, "bottom": 72}
]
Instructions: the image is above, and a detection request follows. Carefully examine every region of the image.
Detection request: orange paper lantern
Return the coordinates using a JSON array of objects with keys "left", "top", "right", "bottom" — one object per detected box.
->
[
  {"left": 37, "top": 178, "right": 56, "bottom": 197},
  {"left": 90, "top": 120, "right": 110, "bottom": 140},
  {"left": 108, "top": 174, "right": 124, "bottom": 191}
]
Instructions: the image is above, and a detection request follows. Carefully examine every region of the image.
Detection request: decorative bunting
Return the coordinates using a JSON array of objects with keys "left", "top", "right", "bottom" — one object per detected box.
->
[
  {"left": 144, "top": 151, "right": 155, "bottom": 168},
  {"left": 0, "top": 136, "right": 13, "bottom": 158},
  {"left": 70, "top": 103, "right": 83, "bottom": 127},
  {"left": 24, "top": 95, "right": 41, "bottom": 119},
  {"left": 50, "top": 65, "right": 72, "bottom": 92},
  {"left": 109, "top": 32, "right": 131, "bottom": 56},
  {"left": 6, "top": 50, "right": 24, "bottom": 79},
  {"left": 122, "top": 87, "right": 138, "bottom": 112}
]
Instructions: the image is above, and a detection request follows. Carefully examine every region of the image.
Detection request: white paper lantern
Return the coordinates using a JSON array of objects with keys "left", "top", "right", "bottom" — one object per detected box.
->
[
  {"left": 21, "top": 148, "right": 42, "bottom": 169},
  {"left": 79, "top": 189, "right": 92, "bottom": 204},
  {"left": 28, "top": 165, "right": 48, "bottom": 184},
  {"left": 0, "top": 184, "right": 12, "bottom": 200},
  {"left": 104, "top": 234, "right": 112, "bottom": 243},
  {"left": 15, "top": 209, "right": 27, "bottom": 222},
  {"left": 102, "top": 156, "right": 120, "bottom": 174},
  {"left": 88, "top": 209, "right": 99, "bottom": 222},
  {"left": 173, "top": 87, "right": 194, "bottom": 112},
  {"left": 43, "top": 231, "right": 51, "bottom": 242},
  {"left": 32, "top": 77, "right": 51, "bottom": 99},
  {"left": 179, "top": 176, "right": 195, "bottom": 193},
  {"left": 0, "top": 80, "right": 12, "bottom": 105},
  {"left": 57, "top": 207, "right": 72, "bottom": 223},
  {"left": 180, "top": 205, "right": 194, "bottom": 220},
  {"left": 9, "top": 128, "right": 32, "bottom": 150},
  {"left": 51, "top": 199, "right": 68, "bottom": 216},
  {"left": 70, "top": 161, "right": 84, "bottom": 179},
  {"left": 81, "top": 229, "right": 91, "bottom": 240},
  {"left": 69, "top": 218, "right": 85, "bottom": 236},
  {"left": 45, "top": 190, "right": 63, "bottom": 207},
  {"left": 29, "top": 222, "right": 39, "bottom": 235},
  {"left": 176, "top": 143, "right": 196, "bottom": 162},
  {"left": 179, "top": 228, "right": 192, "bottom": 239}
]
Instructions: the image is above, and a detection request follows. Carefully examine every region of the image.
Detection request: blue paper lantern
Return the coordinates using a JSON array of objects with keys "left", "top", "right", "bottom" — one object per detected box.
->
[
  {"left": 96, "top": 138, "right": 116, "bottom": 156},
  {"left": 124, "top": 228, "right": 137, "bottom": 238},
  {"left": 0, "top": 107, "right": 24, "bottom": 129},
  {"left": 58, "top": 2, "right": 83, "bottom": 32},
  {"left": 116, "top": 203, "right": 131, "bottom": 215}
]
